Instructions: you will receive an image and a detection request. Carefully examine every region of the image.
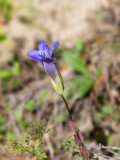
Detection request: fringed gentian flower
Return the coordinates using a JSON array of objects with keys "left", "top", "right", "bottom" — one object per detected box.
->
[
  {"left": 27, "top": 40, "right": 89, "bottom": 160},
  {"left": 27, "top": 40, "right": 64, "bottom": 94}
]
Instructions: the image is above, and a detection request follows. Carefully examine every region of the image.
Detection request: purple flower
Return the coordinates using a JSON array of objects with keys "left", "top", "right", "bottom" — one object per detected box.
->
[{"left": 27, "top": 40, "right": 64, "bottom": 94}]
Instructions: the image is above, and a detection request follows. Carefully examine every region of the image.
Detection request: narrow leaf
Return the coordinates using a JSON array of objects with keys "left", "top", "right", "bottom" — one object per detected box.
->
[
  {"left": 73, "top": 77, "right": 94, "bottom": 98},
  {"left": 62, "top": 51, "right": 89, "bottom": 75}
]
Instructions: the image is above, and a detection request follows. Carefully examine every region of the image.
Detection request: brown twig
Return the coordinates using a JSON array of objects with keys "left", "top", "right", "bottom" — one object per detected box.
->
[
  {"left": 73, "top": 145, "right": 120, "bottom": 160},
  {"left": 90, "top": 143, "right": 120, "bottom": 160}
]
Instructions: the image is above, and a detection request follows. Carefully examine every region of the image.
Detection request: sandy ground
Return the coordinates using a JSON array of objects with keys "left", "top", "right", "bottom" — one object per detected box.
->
[
  {"left": 11, "top": 0, "right": 103, "bottom": 46},
  {"left": 1, "top": 0, "right": 106, "bottom": 65}
]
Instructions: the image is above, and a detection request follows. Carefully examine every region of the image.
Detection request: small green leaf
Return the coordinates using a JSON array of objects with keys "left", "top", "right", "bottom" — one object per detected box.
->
[
  {"left": 40, "top": 90, "right": 49, "bottom": 103},
  {"left": 73, "top": 77, "right": 94, "bottom": 98},
  {"left": 0, "top": 125, "right": 7, "bottom": 133},
  {"left": 62, "top": 51, "right": 89, "bottom": 75},
  {"left": 25, "top": 100, "right": 37, "bottom": 111},
  {"left": 75, "top": 40, "right": 85, "bottom": 53},
  {"left": 102, "top": 106, "right": 113, "bottom": 116},
  {"left": 14, "top": 109, "right": 22, "bottom": 122},
  {"left": 0, "top": 0, "right": 12, "bottom": 21},
  {"left": 95, "top": 112, "right": 104, "bottom": 123},
  {"left": 0, "top": 70, "right": 13, "bottom": 79},
  {"left": 55, "top": 112, "right": 68, "bottom": 124},
  {"left": 107, "top": 135, "right": 115, "bottom": 146},
  {"left": 0, "top": 27, "right": 6, "bottom": 41},
  {"left": 7, "top": 131, "right": 16, "bottom": 139},
  {"left": 96, "top": 67, "right": 103, "bottom": 79},
  {"left": 0, "top": 115, "right": 5, "bottom": 125},
  {"left": 12, "top": 62, "right": 20, "bottom": 76},
  {"left": 12, "top": 79, "right": 20, "bottom": 88}
]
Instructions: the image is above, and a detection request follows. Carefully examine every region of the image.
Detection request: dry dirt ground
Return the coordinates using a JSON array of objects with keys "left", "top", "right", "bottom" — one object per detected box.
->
[{"left": 0, "top": 0, "right": 106, "bottom": 65}]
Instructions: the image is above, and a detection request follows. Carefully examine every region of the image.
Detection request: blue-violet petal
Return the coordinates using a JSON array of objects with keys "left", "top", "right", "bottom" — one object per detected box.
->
[
  {"left": 51, "top": 41, "right": 60, "bottom": 56},
  {"left": 43, "top": 61, "right": 58, "bottom": 80},
  {"left": 38, "top": 40, "right": 51, "bottom": 58},
  {"left": 27, "top": 50, "right": 42, "bottom": 64}
]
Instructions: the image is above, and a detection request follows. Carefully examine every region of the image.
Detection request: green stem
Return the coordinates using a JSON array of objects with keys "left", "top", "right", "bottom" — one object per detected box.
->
[{"left": 61, "top": 95, "right": 73, "bottom": 121}]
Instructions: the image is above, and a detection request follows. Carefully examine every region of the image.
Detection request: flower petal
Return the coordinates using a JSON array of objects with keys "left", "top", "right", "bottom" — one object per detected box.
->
[
  {"left": 43, "top": 61, "right": 57, "bottom": 80},
  {"left": 27, "top": 50, "right": 42, "bottom": 64},
  {"left": 43, "top": 59, "right": 64, "bottom": 94},
  {"left": 51, "top": 41, "right": 60, "bottom": 56},
  {"left": 38, "top": 40, "right": 51, "bottom": 58},
  {"left": 52, "top": 41, "right": 60, "bottom": 51}
]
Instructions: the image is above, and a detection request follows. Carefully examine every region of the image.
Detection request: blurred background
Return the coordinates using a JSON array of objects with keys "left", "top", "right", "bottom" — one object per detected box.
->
[{"left": 0, "top": 0, "right": 120, "bottom": 159}]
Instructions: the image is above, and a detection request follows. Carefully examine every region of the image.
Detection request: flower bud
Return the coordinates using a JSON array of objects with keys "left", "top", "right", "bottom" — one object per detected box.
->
[{"left": 50, "top": 72, "right": 64, "bottom": 95}]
